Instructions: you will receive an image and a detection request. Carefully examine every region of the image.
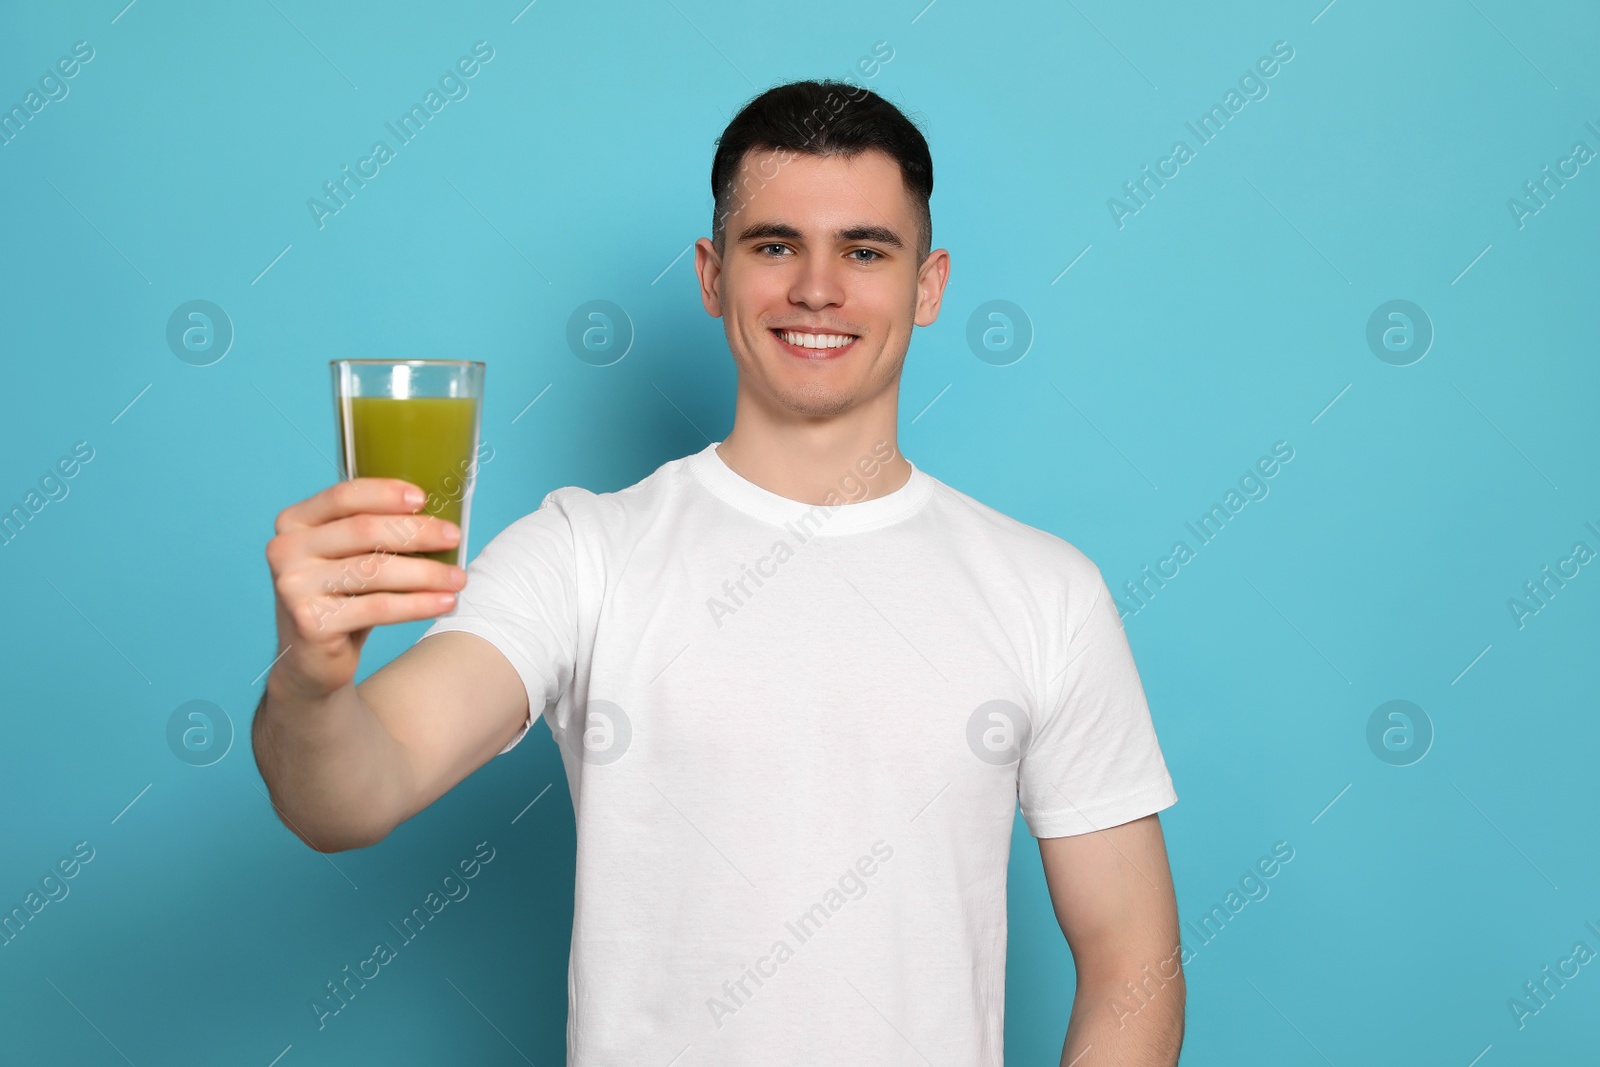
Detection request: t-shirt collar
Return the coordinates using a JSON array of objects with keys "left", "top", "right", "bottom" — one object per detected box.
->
[{"left": 687, "top": 440, "right": 932, "bottom": 536}]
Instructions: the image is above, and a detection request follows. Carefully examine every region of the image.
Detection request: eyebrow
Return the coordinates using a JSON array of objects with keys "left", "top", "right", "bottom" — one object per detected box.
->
[{"left": 736, "top": 221, "right": 904, "bottom": 250}]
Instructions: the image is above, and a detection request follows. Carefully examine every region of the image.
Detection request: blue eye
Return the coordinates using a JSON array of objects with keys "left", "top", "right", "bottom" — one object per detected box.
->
[
  {"left": 850, "top": 248, "right": 882, "bottom": 262},
  {"left": 759, "top": 243, "right": 791, "bottom": 256}
]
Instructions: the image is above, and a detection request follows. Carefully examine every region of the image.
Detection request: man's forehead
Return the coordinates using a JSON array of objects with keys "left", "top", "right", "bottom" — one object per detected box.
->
[{"left": 727, "top": 148, "right": 915, "bottom": 228}]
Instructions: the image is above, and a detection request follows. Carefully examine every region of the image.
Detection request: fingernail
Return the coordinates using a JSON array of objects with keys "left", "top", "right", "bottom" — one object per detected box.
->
[{"left": 405, "top": 487, "right": 425, "bottom": 506}]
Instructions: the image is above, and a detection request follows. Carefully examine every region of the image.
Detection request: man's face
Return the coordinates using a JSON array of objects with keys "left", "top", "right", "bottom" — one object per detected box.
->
[{"left": 694, "top": 148, "right": 949, "bottom": 419}]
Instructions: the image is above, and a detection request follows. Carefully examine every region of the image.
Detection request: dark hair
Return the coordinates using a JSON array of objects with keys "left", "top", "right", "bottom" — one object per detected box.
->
[{"left": 710, "top": 79, "right": 934, "bottom": 262}]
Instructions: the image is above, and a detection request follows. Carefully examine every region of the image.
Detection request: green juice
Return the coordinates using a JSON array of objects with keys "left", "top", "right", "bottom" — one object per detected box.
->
[{"left": 338, "top": 396, "right": 479, "bottom": 566}]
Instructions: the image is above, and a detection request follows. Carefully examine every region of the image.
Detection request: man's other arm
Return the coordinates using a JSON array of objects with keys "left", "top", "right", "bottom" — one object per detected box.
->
[{"left": 1038, "top": 813, "right": 1185, "bottom": 1066}]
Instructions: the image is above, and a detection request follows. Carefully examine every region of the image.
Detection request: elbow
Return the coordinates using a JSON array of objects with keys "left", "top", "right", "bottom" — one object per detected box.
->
[
  {"left": 1076, "top": 943, "right": 1187, "bottom": 1006},
  {"left": 261, "top": 788, "right": 394, "bottom": 853},
  {"left": 291, "top": 819, "right": 390, "bottom": 854}
]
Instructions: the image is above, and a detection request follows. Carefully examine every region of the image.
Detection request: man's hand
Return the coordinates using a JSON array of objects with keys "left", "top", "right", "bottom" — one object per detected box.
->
[
  {"left": 1039, "top": 814, "right": 1185, "bottom": 1066},
  {"left": 265, "top": 477, "right": 466, "bottom": 701}
]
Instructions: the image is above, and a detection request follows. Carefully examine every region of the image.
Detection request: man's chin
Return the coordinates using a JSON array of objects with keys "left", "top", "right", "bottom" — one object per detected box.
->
[
  {"left": 753, "top": 381, "right": 858, "bottom": 419},
  {"left": 776, "top": 392, "right": 856, "bottom": 419}
]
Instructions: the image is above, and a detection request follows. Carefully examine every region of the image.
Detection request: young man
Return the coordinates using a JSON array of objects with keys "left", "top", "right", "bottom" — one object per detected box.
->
[{"left": 256, "top": 81, "right": 1184, "bottom": 1065}]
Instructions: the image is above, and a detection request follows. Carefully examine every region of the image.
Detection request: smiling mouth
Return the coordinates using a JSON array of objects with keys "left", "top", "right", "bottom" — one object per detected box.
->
[{"left": 771, "top": 328, "right": 860, "bottom": 359}]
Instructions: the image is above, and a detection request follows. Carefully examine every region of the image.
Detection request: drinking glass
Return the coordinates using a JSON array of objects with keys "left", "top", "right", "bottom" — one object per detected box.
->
[{"left": 330, "top": 360, "right": 485, "bottom": 567}]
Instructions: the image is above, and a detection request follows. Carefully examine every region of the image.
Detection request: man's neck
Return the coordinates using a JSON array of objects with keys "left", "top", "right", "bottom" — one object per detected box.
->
[{"left": 715, "top": 390, "right": 911, "bottom": 507}]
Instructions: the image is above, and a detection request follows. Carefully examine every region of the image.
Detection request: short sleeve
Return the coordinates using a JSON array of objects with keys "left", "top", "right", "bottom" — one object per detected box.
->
[
  {"left": 1017, "top": 570, "right": 1177, "bottom": 838},
  {"left": 418, "top": 489, "right": 581, "bottom": 755}
]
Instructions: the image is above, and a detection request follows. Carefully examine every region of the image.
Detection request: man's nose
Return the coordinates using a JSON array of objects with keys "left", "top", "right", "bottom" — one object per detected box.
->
[{"left": 788, "top": 254, "right": 845, "bottom": 309}]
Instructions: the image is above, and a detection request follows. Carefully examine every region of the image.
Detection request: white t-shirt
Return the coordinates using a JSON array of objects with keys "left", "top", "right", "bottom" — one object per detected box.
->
[{"left": 420, "top": 440, "right": 1177, "bottom": 1065}]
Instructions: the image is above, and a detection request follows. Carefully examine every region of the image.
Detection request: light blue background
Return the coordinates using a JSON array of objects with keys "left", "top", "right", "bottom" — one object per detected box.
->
[{"left": 2, "top": 0, "right": 1596, "bottom": 1063}]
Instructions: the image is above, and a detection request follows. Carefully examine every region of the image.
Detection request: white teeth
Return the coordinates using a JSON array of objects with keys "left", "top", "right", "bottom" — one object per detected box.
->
[{"left": 778, "top": 330, "right": 855, "bottom": 350}]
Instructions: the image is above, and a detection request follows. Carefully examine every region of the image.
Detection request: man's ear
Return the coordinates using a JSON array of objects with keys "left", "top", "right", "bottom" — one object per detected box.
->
[
  {"left": 694, "top": 237, "right": 724, "bottom": 318},
  {"left": 914, "top": 248, "right": 951, "bottom": 327}
]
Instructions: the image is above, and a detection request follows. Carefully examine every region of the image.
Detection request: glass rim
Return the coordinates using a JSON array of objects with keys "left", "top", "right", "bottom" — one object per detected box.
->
[{"left": 330, "top": 359, "right": 485, "bottom": 368}]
